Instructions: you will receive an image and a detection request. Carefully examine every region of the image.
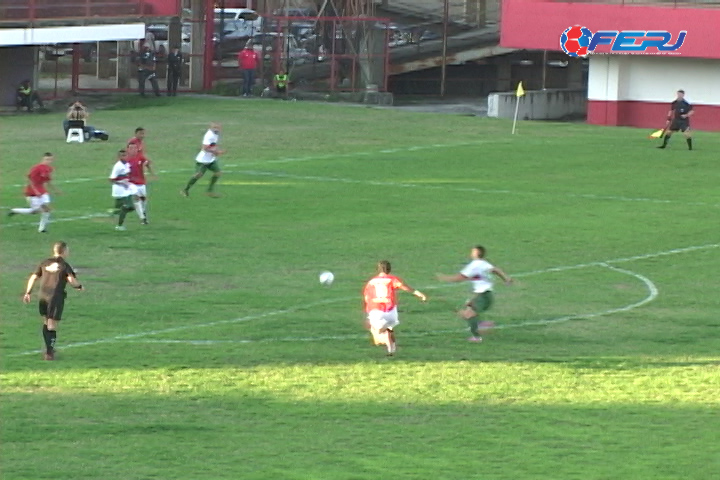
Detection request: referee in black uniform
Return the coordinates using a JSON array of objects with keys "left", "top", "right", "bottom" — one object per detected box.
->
[
  {"left": 23, "top": 241, "right": 84, "bottom": 360},
  {"left": 659, "top": 89, "right": 694, "bottom": 150}
]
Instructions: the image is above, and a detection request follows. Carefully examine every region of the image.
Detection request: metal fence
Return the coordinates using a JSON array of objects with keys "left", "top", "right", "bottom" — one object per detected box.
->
[{"left": 212, "top": 15, "right": 392, "bottom": 94}]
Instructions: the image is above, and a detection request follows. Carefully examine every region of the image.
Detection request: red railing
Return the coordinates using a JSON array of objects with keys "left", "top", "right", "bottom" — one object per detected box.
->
[
  {"left": 0, "top": 0, "right": 181, "bottom": 22},
  {"left": 555, "top": 0, "right": 720, "bottom": 7}
]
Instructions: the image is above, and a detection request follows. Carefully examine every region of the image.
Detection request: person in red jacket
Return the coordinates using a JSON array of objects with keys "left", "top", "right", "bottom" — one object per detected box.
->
[{"left": 237, "top": 43, "right": 259, "bottom": 97}]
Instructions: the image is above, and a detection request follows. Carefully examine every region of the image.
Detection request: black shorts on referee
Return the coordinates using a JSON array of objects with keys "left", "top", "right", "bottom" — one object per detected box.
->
[
  {"left": 670, "top": 120, "right": 689, "bottom": 132},
  {"left": 39, "top": 295, "right": 65, "bottom": 321}
]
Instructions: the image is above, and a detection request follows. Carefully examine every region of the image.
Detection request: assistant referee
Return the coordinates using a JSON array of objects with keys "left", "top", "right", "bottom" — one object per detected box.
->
[
  {"left": 23, "top": 241, "right": 84, "bottom": 360},
  {"left": 658, "top": 89, "right": 694, "bottom": 150}
]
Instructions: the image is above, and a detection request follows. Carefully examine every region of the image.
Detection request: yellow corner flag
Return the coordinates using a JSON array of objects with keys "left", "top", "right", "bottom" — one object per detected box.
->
[{"left": 516, "top": 81, "right": 525, "bottom": 97}]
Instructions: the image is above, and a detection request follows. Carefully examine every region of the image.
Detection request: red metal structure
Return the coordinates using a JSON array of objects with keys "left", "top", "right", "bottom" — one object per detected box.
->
[
  {"left": 1, "top": 0, "right": 391, "bottom": 99},
  {"left": 0, "top": 0, "right": 180, "bottom": 22},
  {"left": 212, "top": 14, "right": 392, "bottom": 94}
]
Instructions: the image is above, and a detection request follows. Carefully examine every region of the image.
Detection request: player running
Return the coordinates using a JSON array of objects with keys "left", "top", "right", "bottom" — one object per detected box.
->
[
  {"left": 437, "top": 245, "right": 513, "bottom": 342},
  {"left": 108, "top": 149, "right": 137, "bottom": 231},
  {"left": 7, "top": 153, "right": 60, "bottom": 233},
  {"left": 126, "top": 141, "right": 154, "bottom": 224},
  {"left": 23, "top": 241, "right": 84, "bottom": 360},
  {"left": 181, "top": 122, "right": 224, "bottom": 198},
  {"left": 363, "top": 260, "right": 427, "bottom": 356},
  {"left": 128, "top": 127, "right": 148, "bottom": 155}
]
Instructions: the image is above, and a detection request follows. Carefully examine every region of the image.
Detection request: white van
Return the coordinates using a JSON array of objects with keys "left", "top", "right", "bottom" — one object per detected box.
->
[{"left": 214, "top": 8, "right": 262, "bottom": 26}]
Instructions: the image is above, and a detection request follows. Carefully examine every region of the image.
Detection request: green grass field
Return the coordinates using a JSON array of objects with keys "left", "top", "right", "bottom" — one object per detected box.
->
[{"left": 1, "top": 96, "right": 718, "bottom": 480}]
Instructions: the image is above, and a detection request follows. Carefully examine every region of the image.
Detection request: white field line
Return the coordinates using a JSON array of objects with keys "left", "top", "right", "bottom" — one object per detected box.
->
[
  {"left": 3, "top": 165, "right": 717, "bottom": 230},
  {"left": 57, "top": 263, "right": 662, "bottom": 346},
  {"left": 6, "top": 173, "right": 717, "bottom": 229},
  {"left": 4, "top": 138, "right": 504, "bottom": 189},
  {"left": 11, "top": 299, "right": 341, "bottom": 355},
  {"left": 14, "top": 242, "right": 709, "bottom": 356},
  {"left": 3, "top": 142, "right": 719, "bottom": 208},
  {"left": 229, "top": 170, "right": 720, "bottom": 208},
  {"left": 2, "top": 213, "right": 109, "bottom": 228}
]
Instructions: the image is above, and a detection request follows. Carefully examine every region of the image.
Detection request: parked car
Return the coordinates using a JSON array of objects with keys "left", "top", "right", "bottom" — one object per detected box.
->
[
  {"left": 146, "top": 23, "right": 191, "bottom": 55},
  {"left": 272, "top": 7, "right": 317, "bottom": 18},
  {"left": 214, "top": 8, "right": 262, "bottom": 31},
  {"left": 41, "top": 43, "right": 97, "bottom": 62},
  {"left": 250, "top": 33, "right": 314, "bottom": 65},
  {"left": 213, "top": 19, "right": 256, "bottom": 58}
]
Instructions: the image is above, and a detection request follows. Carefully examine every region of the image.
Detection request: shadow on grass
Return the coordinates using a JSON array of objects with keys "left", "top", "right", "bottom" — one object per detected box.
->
[{"left": 2, "top": 390, "right": 717, "bottom": 480}]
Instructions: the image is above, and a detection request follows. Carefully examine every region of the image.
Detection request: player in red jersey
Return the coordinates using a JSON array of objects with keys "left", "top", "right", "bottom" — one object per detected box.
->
[
  {"left": 127, "top": 127, "right": 147, "bottom": 155},
  {"left": 8, "top": 153, "right": 60, "bottom": 233},
  {"left": 126, "top": 142, "right": 155, "bottom": 224},
  {"left": 362, "top": 260, "right": 427, "bottom": 356}
]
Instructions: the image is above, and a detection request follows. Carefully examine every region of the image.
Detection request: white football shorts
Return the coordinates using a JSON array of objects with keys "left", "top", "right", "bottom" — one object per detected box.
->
[
  {"left": 112, "top": 183, "right": 138, "bottom": 198},
  {"left": 367, "top": 307, "right": 399, "bottom": 331},
  {"left": 27, "top": 194, "right": 51, "bottom": 210},
  {"left": 131, "top": 184, "right": 147, "bottom": 197}
]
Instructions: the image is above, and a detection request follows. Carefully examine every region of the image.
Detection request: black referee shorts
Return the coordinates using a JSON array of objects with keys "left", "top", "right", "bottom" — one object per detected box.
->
[
  {"left": 39, "top": 296, "right": 65, "bottom": 321},
  {"left": 670, "top": 120, "right": 689, "bottom": 132}
]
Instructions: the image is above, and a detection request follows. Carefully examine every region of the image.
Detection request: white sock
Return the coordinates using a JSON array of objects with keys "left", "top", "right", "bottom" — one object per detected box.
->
[
  {"left": 141, "top": 199, "right": 147, "bottom": 216},
  {"left": 39, "top": 212, "right": 50, "bottom": 231},
  {"left": 133, "top": 201, "right": 145, "bottom": 220},
  {"left": 11, "top": 208, "right": 35, "bottom": 214}
]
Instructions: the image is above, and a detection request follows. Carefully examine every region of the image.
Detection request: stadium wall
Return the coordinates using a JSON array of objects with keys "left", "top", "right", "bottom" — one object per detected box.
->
[
  {"left": 587, "top": 55, "right": 720, "bottom": 130},
  {"left": 499, "top": 0, "right": 720, "bottom": 60},
  {"left": 488, "top": 88, "right": 586, "bottom": 120}
]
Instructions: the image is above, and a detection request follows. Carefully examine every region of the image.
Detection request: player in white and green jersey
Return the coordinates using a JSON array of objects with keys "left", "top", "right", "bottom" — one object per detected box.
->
[
  {"left": 181, "top": 122, "right": 224, "bottom": 198},
  {"left": 437, "top": 245, "right": 513, "bottom": 342}
]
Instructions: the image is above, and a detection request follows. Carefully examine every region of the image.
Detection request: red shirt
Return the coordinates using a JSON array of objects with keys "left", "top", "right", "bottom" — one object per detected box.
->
[
  {"left": 24, "top": 163, "right": 53, "bottom": 196},
  {"left": 128, "top": 153, "right": 149, "bottom": 185},
  {"left": 363, "top": 274, "right": 407, "bottom": 313},
  {"left": 128, "top": 137, "right": 145, "bottom": 154},
  {"left": 238, "top": 49, "right": 259, "bottom": 70}
]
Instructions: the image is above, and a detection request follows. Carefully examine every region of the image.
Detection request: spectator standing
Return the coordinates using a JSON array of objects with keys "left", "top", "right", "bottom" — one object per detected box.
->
[
  {"left": 238, "top": 43, "right": 260, "bottom": 97},
  {"left": 167, "top": 46, "right": 183, "bottom": 96},
  {"left": 137, "top": 46, "right": 161, "bottom": 97}
]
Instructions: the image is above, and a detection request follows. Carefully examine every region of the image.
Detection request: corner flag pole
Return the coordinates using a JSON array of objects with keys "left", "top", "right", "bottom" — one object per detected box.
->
[{"left": 512, "top": 81, "right": 525, "bottom": 135}]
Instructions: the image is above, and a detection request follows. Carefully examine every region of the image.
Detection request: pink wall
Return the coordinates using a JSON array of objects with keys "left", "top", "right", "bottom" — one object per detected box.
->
[
  {"left": 141, "top": 0, "right": 182, "bottom": 16},
  {"left": 588, "top": 100, "right": 720, "bottom": 130},
  {"left": 500, "top": 0, "right": 720, "bottom": 60}
]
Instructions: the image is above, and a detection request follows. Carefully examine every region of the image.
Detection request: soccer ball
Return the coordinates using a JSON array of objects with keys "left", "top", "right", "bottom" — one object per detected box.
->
[{"left": 319, "top": 271, "right": 334, "bottom": 286}]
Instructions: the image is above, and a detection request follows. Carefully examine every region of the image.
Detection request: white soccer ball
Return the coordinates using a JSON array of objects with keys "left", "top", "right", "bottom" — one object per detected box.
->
[{"left": 319, "top": 271, "right": 334, "bottom": 286}]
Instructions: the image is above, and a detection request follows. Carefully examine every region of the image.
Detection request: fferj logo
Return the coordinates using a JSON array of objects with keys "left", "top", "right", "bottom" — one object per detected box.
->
[{"left": 560, "top": 25, "right": 686, "bottom": 57}]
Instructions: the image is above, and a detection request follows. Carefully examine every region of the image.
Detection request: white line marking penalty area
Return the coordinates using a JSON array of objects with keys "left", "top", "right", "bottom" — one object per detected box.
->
[{"left": 9, "top": 247, "right": 681, "bottom": 356}]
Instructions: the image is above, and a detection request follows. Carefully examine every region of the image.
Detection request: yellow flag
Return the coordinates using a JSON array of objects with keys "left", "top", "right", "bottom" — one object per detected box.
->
[
  {"left": 648, "top": 129, "right": 664, "bottom": 138},
  {"left": 516, "top": 81, "right": 525, "bottom": 97}
]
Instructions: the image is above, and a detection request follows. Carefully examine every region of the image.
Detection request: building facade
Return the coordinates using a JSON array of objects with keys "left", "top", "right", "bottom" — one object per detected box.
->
[
  {"left": 0, "top": 0, "right": 205, "bottom": 105},
  {"left": 499, "top": 0, "right": 720, "bottom": 131}
]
